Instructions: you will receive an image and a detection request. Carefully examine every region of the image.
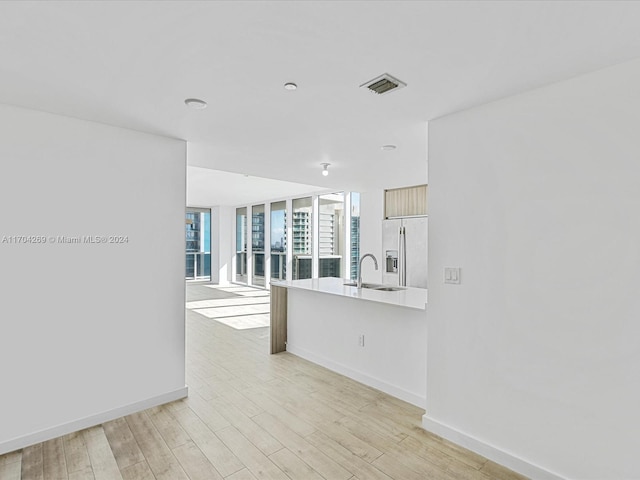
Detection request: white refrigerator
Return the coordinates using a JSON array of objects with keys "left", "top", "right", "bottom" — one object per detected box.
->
[{"left": 382, "top": 217, "right": 428, "bottom": 289}]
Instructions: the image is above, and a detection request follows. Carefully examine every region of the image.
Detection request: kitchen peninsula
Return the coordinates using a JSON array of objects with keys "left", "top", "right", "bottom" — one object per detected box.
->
[{"left": 271, "top": 277, "right": 427, "bottom": 408}]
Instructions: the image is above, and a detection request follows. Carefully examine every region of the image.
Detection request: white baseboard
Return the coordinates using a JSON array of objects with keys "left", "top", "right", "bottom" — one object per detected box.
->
[
  {"left": 421, "top": 414, "right": 566, "bottom": 480},
  {"left": 0, "top": 386, "right": 188, "bottom": 456},
  {"left": 286, "top": 344, "right": 426, "bottom": 408}
]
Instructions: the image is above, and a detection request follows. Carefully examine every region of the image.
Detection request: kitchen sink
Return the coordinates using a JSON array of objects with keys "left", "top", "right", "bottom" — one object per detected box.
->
[
  {"left": 343, "top": 282, "right": 406, "bottom": 291},
  {"left": 343, "top": 282, "right": 383, "bottom": 289}
]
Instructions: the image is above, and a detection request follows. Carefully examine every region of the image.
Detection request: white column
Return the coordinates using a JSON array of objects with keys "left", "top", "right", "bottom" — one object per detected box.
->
[
  {"left": 312, "top": 195, "right": 319, "bottom": 278},
  {"left": 210, "top": 207, "right": 220, "bottom": 284},
  {"left": 264, "top": 202, "right": 271, "bottom": 289},
  {"left": 286, "top": 198, "right": 293, "bottom": 281},
  {"left": 246, "top": 204, "right": 252, "bottom": 286}
]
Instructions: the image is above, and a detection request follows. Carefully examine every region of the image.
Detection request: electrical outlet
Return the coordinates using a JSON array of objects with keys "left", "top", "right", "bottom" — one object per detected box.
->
[{"left": 358, "top": 334, "right": 365, "bottom": 347}]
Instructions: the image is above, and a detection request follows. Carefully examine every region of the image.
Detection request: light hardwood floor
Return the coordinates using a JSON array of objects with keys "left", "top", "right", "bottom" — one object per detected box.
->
[{"left": 0, "top": 284, "right": 528, "bottom": 480}]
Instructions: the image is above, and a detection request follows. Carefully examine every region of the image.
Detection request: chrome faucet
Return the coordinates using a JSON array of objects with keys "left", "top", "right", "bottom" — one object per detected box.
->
[{"left": 357, "top": 253, "right": 379, "bottom": 289}]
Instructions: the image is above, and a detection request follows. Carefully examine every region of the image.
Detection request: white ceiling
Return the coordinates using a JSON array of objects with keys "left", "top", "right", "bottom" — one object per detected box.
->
[
  {"left": 187, "top": 166, "right": 330, "bottom": 207},
  {"left": 2, "top": 1, "right": 640, "bottom": 204}
]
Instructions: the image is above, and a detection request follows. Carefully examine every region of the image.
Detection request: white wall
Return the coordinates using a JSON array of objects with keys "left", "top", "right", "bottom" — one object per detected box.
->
[
  {"left": 0, "top": 104, "right": 187, "bottom": 454},
  {"left": 424, "top": 58, "right": 640, "bottom": 479}
]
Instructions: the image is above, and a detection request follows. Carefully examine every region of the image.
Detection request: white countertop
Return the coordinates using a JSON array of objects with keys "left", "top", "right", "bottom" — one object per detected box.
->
[{"left": 271, "top": 277, "right": 427, "bottom": 311}]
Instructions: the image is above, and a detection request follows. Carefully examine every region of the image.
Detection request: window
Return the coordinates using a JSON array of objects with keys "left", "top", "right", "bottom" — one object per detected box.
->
[
  {"left": 292, "top": 197, "right": 312, "bottom": 280},
  {"left": 235, "top": 207, "right": 247, "bottom": 284},
  {"left": 252, "top": 204, "right": 265, "bottom": 287},
  {"left": 185, "top": 208, "right": 211, "bottom": 281},
  {"left": 319, "top": 192, "right": 345, "bottom": 278},
  {"left": 235, "top": 192, "right": 360, "bottom": 283},
  {"left": 271, "top": 201, "right": 286, "bottom": 280}
]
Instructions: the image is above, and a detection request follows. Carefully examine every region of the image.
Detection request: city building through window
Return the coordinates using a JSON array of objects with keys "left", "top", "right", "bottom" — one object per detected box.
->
[
  {"left": 319, "top": 192, "right": 345, "bottom": 278},
  {"left": 185, "top": 208, "right": 211, "bottom": 281},
  {"left": 271, "top": 201, "right": 286, "bottom": 281},
  {"left": 292, "top": 197, "right": 313, "bottom": 280},
  {"left": 252, "top": 204, "right": 265, "bottom": 287}
]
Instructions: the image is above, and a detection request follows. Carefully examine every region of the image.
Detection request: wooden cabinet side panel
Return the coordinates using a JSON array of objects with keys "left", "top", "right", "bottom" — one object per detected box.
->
[{"left": 270, "top": 286, "right": 287, "bottom": 354}]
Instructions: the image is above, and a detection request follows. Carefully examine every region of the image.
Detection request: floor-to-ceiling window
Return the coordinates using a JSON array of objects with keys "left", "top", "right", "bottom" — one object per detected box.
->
[
  {"left": 292, "top": 197, "right": 312, "bottom": 280},
  {"left": 234, "top": 192, "right": 360, "bottom": 284},
  {"left": 319, "top": 192, "right": 345, "bottom": 278},
  {"left": 235, "top": 207, "right": 247, "bottom": 284},
  {"left": 252, "top": 204, "right": 265, "bottom": 287},
  {"left": 185, "top": 208, "right": 211, "bottom": 281},
  {"left": 270, "top": 201, "right": 286, "bottom": 281}
]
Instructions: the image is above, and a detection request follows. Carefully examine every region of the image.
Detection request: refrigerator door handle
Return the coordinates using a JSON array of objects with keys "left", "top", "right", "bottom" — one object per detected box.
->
[{"left": 398, "top": 226, "right": 407, "bottom": 286}]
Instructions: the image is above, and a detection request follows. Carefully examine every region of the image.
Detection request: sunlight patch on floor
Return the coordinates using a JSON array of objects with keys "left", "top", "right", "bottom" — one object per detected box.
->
[{"left": 187, "top": 284, "right": 270, "bottom": 329}]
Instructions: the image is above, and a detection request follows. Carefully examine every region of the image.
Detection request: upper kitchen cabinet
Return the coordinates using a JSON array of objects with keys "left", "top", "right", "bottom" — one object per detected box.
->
[{"left": 384, "top": 184, "right": 428, "bottom": 218}]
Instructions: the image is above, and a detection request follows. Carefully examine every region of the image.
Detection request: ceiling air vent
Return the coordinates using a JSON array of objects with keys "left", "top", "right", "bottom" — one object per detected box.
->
[{"left": 360, "top": 73, "right": 407, "bottom": 95}]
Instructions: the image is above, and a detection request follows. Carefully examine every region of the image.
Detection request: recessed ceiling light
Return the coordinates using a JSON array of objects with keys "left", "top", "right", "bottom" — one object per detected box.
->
[
  {"left": 381, "top": 144, "right": 397, "bottom": 151},
  {"left": 284, "top": 82, "right": 297, "bottom": 91},
  {"left": 184, "top": 98, "right": 207, "bottom": 109},
  {"left": 320, "top": 163, "right": 330, "bottom": 176}
]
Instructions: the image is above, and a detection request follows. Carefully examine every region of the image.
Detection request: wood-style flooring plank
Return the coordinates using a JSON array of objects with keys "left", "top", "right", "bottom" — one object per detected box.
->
[
  {"left": 43, "top": 437, "right": 68, "bottom": 479},
  {"left": 171, "top": 440, "right": 223, "bottom": 480},
  {"left": 480, "top": 460, "right": 530, "bottom": 480},
  {"left": 225, "top": 467, "right": 258, "bottom": 480},
  {"left": 268, "top": 447, "right": 324, "bottom": 480},
  {"left": 147, "top": 406, "right": 191, "bottom": 450},
  {"left": 0, "top": 450, "right": 21, "bottom": 466},
  {"left": 21, "top": 443, "right": 44, "bottom": 480},
  {"left": 208, "top": 395, "right": 283, "bottom": 456},
  {"left": 119, "top": 461, "right": 155, "bottom": 480},
  {"left": 168, "top": 406, "right": 244, "bottom": 477},
  {"left": 336, "top": 415, "right": 404, "bottom": 453},
  {"left": 63, "top": 432, "right": 92, "bottom": 474},
  {"left": 185, "top": 392, "right": 231, "bottom": 432},
  {"left": 338, "top": 414, "right": 486, "bottom": 480},
  {"left": 314, "top": 419, "right": 383, "bottom": 463},
  {"left": 215, "top": 425, "right": 289, "bottom": 480},
  {"left": 241, "top": 385, "right": 317, "bottom": 438},
  {"left": 343, "top": 408, "right": 408, "bottom": 444},
  {"left": 252, "top": 412, "right": 352, "bottom": 480},
  {"left": 399, "top": 430, "right": 488, "bottom": 470},
  {"left": 305, "top": 430, "right": 392, "bottom": 480},
  {"left": 124, "top": 411, "right": 188, "bottom": 480},
  {"left": 82, "top": 426, "right": 123, "bottom": 480},
  {"left": 216, "top": 383, "right": 264, "bottom": 417},
  {"left": 68, "top": 466, "right": 96, "bottom": 480},
  {"left": 0, "top": 460, "right": 21, "bottom": 480},
  {"left": 372, "top": 453, "right": 440, "bottom": 480},
  {"left": 102, "top": 417, "right": 146, "bottom": 471}
]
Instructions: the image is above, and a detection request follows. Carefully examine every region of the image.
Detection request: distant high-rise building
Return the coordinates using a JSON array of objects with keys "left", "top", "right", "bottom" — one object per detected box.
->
[
  {"left": 186, "top": 212, "right": 202, "bottom": 252},
  {"left": 292, "top": 210, "right": 312, "bottom": 279},
  {"left": 319, "top": 212, "right": 335, "bottom": 255},
  {"left": 252, "top": 212, "right": 265, "bottom": 250},
  {"left": 186, "top": 209, "right": 211, "bottom": 280},
  {"left": 350, "top": 215, "right": 360, "bottom": 280},
  {"left": 292, "top": 211, "right": 311, "bottom": 254}
]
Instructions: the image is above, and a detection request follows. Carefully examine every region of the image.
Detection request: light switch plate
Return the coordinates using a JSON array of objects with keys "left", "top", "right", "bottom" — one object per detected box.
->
[{"left": 444, "top": 267, "right": 461, "bottom": 284}]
